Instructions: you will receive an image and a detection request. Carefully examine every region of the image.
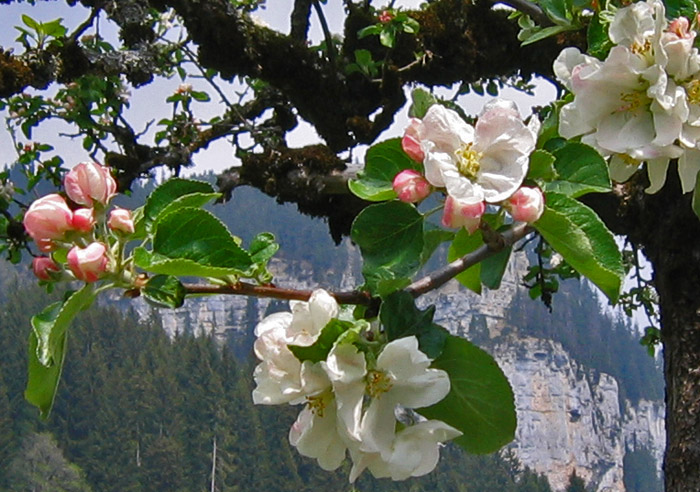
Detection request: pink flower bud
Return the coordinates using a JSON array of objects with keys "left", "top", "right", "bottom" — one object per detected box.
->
[
  {"left": 507, "top": 186, "right": 545, "bottom": 223},
  {"left": 64, "top": 162, "right": 117, "bottom": 207},
  {"left": 67, "top": 242, "right": 109, "bottom": 282},
  {"left": 442, "top": 196, "right": 485, "bottom": 234},
  {"left": 23, "top": 194, "right": 74, "bottom": 243},
  {"left": 108, "top": 207, "right": 135, "bottom": 234},
  {"left": 72, "top": 208, "right": 96, "bottom": 233},
  {"left": 668, "top": 17, "right": 691, "bottom": 39},
  {"left": 32, "top": 256, "right": 60, "bottom": 281},
  {"left": 402, "top": 118, "right": 425, "bottom": 163},
  {"left": 393, "top": 170, "right": 431, "bottom": 203},
  {"left": 378, "top": 10, "right": 394, "bottom": 24}
]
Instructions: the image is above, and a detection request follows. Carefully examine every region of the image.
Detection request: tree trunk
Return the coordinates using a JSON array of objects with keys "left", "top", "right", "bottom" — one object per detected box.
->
[{"left": 620, "top": 167, "right": 700, "bottom": 492}]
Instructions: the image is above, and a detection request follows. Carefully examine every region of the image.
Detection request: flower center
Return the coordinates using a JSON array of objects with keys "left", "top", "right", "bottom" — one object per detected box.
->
[
  {"left": 366, "top": 370, "right": 394, "bottom": 398},
  {"left": 306, "top": 393, "right": 330, "bottom": 417},
  {"left": 630, "top": 40, "right": 652, "bottom": 56},
  {"left": 455, "top": 143, "right": 482, "bottom": 181},
  {"left": 617, "top": 90, "right": 648, "bottom": 113},
  {"left": 686, "top": 79, "right": 700, "bottom": 106},
  {"left": 619, "top": 153, "right": 640, "bottom": 168}
]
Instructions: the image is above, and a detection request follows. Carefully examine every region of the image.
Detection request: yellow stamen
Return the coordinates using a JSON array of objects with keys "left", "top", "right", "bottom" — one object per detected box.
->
[
  {"left": 619, "top": 154, "right": 640, "bottom": 168},
  {"left": 366, "top": 370, "right": 394, "bottom": 398},
  {"left": 455, "top": 143, "right": 482, "bottom": 181},
  {"left": 686, "top": 79, "right": 700, "bottom": 106},
  {"left": 617, "top": 91, "right": 647, "bottom": 113},
  {"left": 306, "top": 394, "right": 328, "bottom": 417},
  {"left": 630, "top": 40, "right": 652, "bottom": 55}
]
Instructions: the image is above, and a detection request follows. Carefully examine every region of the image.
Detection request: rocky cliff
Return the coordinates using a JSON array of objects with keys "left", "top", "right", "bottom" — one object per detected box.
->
[{"left": 132, "top": 250, "right": 665, "bottom": 492}]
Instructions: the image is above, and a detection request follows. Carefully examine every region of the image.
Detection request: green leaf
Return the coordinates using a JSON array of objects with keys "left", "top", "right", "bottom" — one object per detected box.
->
[
  {"left": 190, "top": 90, "right": 210, "bottom": 102},
  {"left": 520, "top": 25, "right": 568, "bottom": 46},
  {"left": 22, "top": 14, "right": 40, "bottom": 30},
  {"left": 480, "top": 245, "right": 511, "bottom": 290},
  {"left": 527, "top": 149, "right": 557, "bottom": 181},
  {"left": 289, "top": 319, "right": 353, "bottom": 363},
  {"left": 537, "top": 0, "right": 570, "bottom": 24},
  {"left": 421, "top": 225, "right": 454, "bottom": 266},
  {"left": 134, "top": 208, "right": 252, "bottom": 277},
  {"left": 149, "top": 192, "right": 221, "bottom": 232},
  {"left": 409, "top": 88, "right": 437, "bottom": 119},
  {"left": 351, "top": 201, "right": 424, "bottom": 295},
  {"left": 545, "top": 142, "right": 611, "bottom": 197},
  {"left": 249, "top": 232, "right": 279, "bottom": 264},
  {"left": 447, "top": 229, "right": 484, "bottom": 294},
  {"left": 349, "top": 139, "right": 420, "bottom": 201},
  {"left": 380, "top": 27, "right": 396, "bottom": 48},
  {"left": 417, "top": 334, "right": 516, "bottom": 454},
  {"left": 379, "top": 291, "right": 447, "bottom": 359},
  {"left": 26, "top": 331, "right": 66, "bottom": 420},
  {"left": 142, "top": 275, "right": 186, "bottom": 308},
  {"left": 25, "top": 285, "right": 95, "bottom": 418},
  {"left": 587, "top": 13, "right": 612, "bottom": 60},
  {"left": 143, "top": 178, "right": 216, "bottom": 230},
  {"left": 534, "top": 192, "right": 623, "bottom": 303}
]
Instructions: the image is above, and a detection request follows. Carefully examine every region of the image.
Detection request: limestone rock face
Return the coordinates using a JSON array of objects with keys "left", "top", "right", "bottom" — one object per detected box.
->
[{"left": 133, "top": 253, "right": 665, "bottom": 492}]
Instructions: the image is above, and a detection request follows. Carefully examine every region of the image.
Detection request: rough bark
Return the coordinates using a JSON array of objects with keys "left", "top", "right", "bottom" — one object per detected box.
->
[{"left": 600, "top": 166, "right": 700, "bottom": 492}]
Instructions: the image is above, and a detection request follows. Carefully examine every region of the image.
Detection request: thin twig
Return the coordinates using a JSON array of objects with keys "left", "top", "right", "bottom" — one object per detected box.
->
[
  {"left": 70, "top": 7, "right": 101, "bottom": 42},
  {"left": 181, "top": 222, "right": 534, "bottom": 305}
]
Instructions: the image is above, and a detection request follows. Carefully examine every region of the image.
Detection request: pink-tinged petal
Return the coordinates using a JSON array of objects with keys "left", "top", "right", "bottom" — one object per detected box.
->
[
  {"left": 507, "top": 187, "right": 545, "bottom": 223},
  {"left": 64, "top": 162, "right": 117, "bottom": 206},
  {"left": 32, "top": 256, "right": 60, "bottom": 280},
  {"left": 66, "top": 242, "right": 109, "bottom": 282},
  {"left": 23, "top": 194, "right": 74, "bottom": 242},
  {"left": 72, "top": 208, "right": 95, "bottom": 232},
  {"left": 392, "top": 170, "right": 431, "bottom": 203},
  {"left": 108, "top": 208, "right": 135, "bottom": 234},
  {"left": 441, "top": 195, "right": 485, "bottom": 233}
]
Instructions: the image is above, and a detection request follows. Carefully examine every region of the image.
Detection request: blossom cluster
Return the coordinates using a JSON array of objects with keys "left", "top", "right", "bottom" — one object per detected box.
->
[
  {"left": 394, "top": 100, "right": 545, "bottom": 233},
  {"left": 23, "top": 161, "right": 135, "bottom": 284},
  {"left": 252, "top": 290, "right": 461, "bottom": 482},
  {"left": 554, "top": 0, "right": 700, "bottom": 193}
]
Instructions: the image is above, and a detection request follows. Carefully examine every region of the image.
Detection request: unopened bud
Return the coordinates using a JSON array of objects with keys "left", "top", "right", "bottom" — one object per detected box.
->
[
  {"left": 442, "top": 196, "right": 485, "bottom": 234},
  {"left": 32, "top": 256, "right": 60, "bottom": 281},
  {"left": 108, "top": 207, "right": 135, "bottom": 234},
  {"left": 393, "top": 170, "right": 431, "bottom": 203},
  {"left": 72, "top": 208, "right": 96, "bottom": 232},
  {"left": 507, "top": 187, "right": 545, "bottom": 223},
  {"left": 67, "top": 242, "right": 109, "bottom": 283},
  {"left": 402, "top": 118, "right": 425, "bottom": 163},
  {"left": 64, "top": 161, "right": 117, "bottom": 207},
  {"left": 23, "top": 194, "right": 74, "bottom": 243}
]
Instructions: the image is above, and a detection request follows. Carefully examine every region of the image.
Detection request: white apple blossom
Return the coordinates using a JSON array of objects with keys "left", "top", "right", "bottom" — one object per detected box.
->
[
  {"left": 289, "top": 389, "right": 349, "bottom": 471},
  {"left": 358, "top": 336, "right": 451, "bottom": 455},
  {"left": 348, "top": 420, "right": 462, "bottom": 482},
  {"left": 416, "top": 101, "right": 536, "bottom": 204},
  {"left": 251, "top": 289, "right": 339, "bottom": 405}
]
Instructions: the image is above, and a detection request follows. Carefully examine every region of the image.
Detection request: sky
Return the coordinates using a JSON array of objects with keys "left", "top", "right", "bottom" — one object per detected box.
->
[{"left": 0, "top": 1, "right": 556, "bottom": 175}]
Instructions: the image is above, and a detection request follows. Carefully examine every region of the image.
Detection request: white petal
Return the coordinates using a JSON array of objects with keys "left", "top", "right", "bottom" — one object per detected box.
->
[
  {"left": 308, "top": 289, "right": 339, "bottom": 331},
  {"left": 254, "top": 312, "right": 292, "bottom": 337},
  {"left": 609, "top": 155, "right": 641, "bottom": 183},
  {"left": 421, "top": 105, "right": 474, "bottom": 154},
  {"left": 289, "top": 399, "right": 347, "bottom": 471},
  {"left": 360, "top": 397, "right": 397, "bottom": 455},
  {"left": 679, "top": 149, "right": 700, "bottom": 193},
  {"left": 645, "top": 157, "right": 670, "bottom": 193}
]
